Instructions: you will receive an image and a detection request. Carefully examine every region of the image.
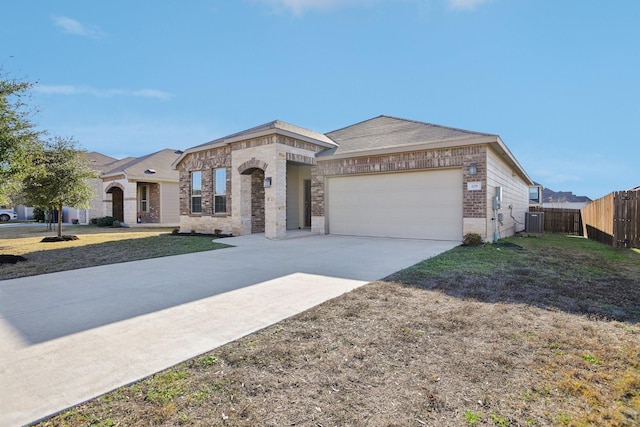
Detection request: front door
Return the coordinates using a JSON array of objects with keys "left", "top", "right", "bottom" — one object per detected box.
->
[{"left": 111, "top": 188, "right": 124, "bottom": 222}]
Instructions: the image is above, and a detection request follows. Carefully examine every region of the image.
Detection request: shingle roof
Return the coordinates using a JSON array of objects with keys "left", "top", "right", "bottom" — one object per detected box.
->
[
  {"left": 102, "top": 149, "right": 181, "bottom": 181},
  {"left": 86, "top": 152, "right": 118, "bottom": 167},
  {"left": 322, "top": 115, "right": 494, "bottom": 156},
  {"left": 193, "top": 120, "right": 336, "bottom": 149}
]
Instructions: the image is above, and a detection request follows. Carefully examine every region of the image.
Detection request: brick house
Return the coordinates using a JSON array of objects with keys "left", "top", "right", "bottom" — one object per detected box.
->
[
  {"left": 172, "top": 115, "right": 533, "bottom": 241},
  {"left": 99, "top": 149, "right": 181, "bottom": 226}
]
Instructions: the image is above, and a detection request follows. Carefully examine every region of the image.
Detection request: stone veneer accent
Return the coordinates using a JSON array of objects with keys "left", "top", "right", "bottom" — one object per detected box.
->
[
  {"left": 238, "top": 158, "right": 269, "bottom": 174},
  {"left": 230, "top": 135, "right": 323, "bottom": 153}
]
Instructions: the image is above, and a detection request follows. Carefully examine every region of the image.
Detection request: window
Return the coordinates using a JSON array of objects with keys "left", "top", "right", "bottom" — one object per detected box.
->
[
  {"left": 191, "top": 171, "right": 202, "bottom": 213},
  {"left": 214, "top": 168, "right": 227, "bottom": 213},
  {"left": 139, "top": 185, "right": 148, "bottom": 212},
  {"left": 529, "top": 186, "right": 542, "bottom": 204}
]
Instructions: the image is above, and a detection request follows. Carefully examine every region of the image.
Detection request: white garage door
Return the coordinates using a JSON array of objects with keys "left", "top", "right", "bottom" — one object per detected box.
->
[{"left": 327, "top": 169, "right": 463, "bottom": 240}]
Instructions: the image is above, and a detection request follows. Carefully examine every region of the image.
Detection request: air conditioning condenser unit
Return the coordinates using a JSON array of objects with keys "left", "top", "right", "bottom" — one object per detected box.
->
[{"left": 525, "top": 212, "right": 544, "bottom": 234}]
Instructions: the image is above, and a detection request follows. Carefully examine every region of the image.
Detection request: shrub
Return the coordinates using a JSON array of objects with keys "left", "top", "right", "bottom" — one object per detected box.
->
[
  {"left": 463, "top": 233, "right": 483, "bottom": 246},
  {"left": 33, "top": 207, "right": 46, "bottom": 222},
  {"left": 96, "top": 216, "right": 116, "bottom": 227}
]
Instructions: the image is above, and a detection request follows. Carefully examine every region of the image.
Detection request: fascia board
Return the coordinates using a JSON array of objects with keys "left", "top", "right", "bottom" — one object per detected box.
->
[
  {"left": 100, "top": 172, "right": 129, "bottom": 180},
  {"left": 131, "top": 179, "right": 178, "bottom": 184},
  {"left": 491, "top": 136, "right": 534, "bottom": 185}
]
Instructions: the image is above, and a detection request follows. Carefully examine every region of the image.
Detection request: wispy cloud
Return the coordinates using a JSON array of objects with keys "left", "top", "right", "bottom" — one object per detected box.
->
[
  {"left": 448, "top": 0, "right": 492, "bottom": 11},
  {"left": 258, "top": 0, "right": 492, "bottom": 15},
  {"left": 52, "top": 15, "right": 106, "bottom": 38},
  {"left": 258, "top": 0, "right": 372, "bottom": 15},
  {"left": 35, "top": 84, "right": 172, "bottom": 100}
]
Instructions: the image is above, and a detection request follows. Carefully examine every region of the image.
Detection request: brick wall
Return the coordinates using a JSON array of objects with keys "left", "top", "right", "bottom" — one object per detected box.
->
[
  {"left": 177, "top": 146, "right": 232, "bottom": 216},
  {"left": 251, "top": 169, "right": 265, "bottom": 233},
  {"left": 147, "top": 183, "right": 160, "bottom": 223}
]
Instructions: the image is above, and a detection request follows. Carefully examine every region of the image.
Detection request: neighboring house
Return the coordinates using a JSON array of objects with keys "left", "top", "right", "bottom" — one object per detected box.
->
[
  {"left": 13, "top": 152, "right": 117, "bottom": 222},
  {"left": 15, "top": 150, "right": 181, "bottom": 225},
  {"left": 61, "top": 152, "right": 121, "bottom": 224},
  {"left": 173, "top": 115, "right": 533, "bottom": 241},
  {"left": 529, "top": 184, "right": 544, "bottom": 206},
  {"left": 100, "top": 149, "right": 182, "bottom": 226}
]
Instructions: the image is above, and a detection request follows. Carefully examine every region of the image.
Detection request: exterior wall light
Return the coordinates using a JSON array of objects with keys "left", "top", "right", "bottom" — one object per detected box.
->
[
  {"left": 468, "top": 163, "right": 477, "bottom": 175},
  {"left": 263, "top": 177, "right": 272, "bottom": 188}
]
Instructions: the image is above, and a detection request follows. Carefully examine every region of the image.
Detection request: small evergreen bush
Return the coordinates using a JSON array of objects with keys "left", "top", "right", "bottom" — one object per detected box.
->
[
  {"left": 33, "top": 207, "right": 46, "bottom": 222},
  {"left": 463, "top": 233, "right": 483, "bottom": 246},
  {"left": 96, "top": 216, "right": 116, "bottom": 227}
]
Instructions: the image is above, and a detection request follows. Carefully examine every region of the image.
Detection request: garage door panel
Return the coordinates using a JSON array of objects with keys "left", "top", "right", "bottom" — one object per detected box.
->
[{"left": 327, "top": 169, "right": 462, "bottom": 240}]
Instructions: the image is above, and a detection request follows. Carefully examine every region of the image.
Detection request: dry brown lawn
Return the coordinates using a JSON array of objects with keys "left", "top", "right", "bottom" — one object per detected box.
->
[
  {"left": 26, "top": 233, "right": 640, "bottom": 426},
  {"left": 0, "top": 224, "right": 229, "bottom": 280}
]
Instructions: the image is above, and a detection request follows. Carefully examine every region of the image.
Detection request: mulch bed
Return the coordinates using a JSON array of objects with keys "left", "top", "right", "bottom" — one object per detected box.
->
[
  {"left": 171, "top": 232, "right": 232, "bottom": 239},
  {"left": 0, "top": 255, "right": 27, "bottom": 264},
  {"left": 40, "top": 235, "right": 79, "bottom": 242}
]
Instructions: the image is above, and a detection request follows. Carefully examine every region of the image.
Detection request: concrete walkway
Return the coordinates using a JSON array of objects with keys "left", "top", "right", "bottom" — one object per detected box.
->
[{"left": 0, "top": 234, "right": 458, "bottom": 426}]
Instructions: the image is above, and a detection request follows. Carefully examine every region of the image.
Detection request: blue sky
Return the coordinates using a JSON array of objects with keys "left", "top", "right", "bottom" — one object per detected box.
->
[{"left": 2, "top": 0, "right": 638, "bottom": 199}]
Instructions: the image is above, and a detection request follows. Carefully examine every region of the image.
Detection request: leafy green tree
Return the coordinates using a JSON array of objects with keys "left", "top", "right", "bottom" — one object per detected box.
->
[
  {"left": 0, "top": 69, "right": 42, "bottom": 204},
  {"left": 22, "top": 137, "right": 98, "bottom": 237}
]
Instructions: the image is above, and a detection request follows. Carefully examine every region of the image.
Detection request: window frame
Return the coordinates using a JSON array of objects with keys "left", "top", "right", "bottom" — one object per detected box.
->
[
  {"left": 213, "top": 167, "right": 227, "bottom": 214},
  {"left": 529, "top": 186, "right": 542, "bottom": 204},
  {"left": 191, "top": 171, "right": 202, "bottom": 214},
  {"left": 139, "top": 184, "right": 149, "bottom": 213}
]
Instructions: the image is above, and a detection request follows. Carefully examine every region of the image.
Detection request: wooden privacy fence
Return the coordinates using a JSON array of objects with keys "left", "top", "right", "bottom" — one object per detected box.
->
[
  {"left": 581, "top": 190, "right": 640, "bottom": 248},
  {"left": 529, "top": 206, "right": 583, "bottom": 235}
]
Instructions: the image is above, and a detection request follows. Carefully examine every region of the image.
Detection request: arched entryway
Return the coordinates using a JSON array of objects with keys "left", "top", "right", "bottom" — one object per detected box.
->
[
  {"left": 106, "top": 186, "right": 124, "bottom": 222},
  {"left": 237, "top": 158, "right": 268, "bottom": 235},
  {"left": 247, "top": 168, "right": 265, "bottom": 234}
]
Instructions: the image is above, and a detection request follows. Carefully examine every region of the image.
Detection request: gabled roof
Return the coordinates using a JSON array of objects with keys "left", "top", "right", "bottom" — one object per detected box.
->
[
  {"left": 173, "top": 120, "right": 337, "bottom": 168},
  {"left": 320, "top": 115, "right": 532, "bottom": 185},
  {"left": 86, "top": 152, "right": 118, "bottom": 168},
  {"left": 173, "top": 114, "right": 533, "bottom": 186},
  {"left": 323, "top": 115, "right": 494, "bottom": 156},
  {"left": 102, "top": 149, "right": 181, "bottom": 182}
]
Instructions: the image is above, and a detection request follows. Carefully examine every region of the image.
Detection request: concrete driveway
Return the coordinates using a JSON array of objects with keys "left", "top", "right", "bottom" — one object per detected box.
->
[{"left": 0, "top": 234, "right": 458, "bottom": 426}]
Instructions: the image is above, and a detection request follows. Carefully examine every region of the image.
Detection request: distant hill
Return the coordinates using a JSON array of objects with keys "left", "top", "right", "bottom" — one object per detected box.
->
[
  {"left": 533, "top": 182, "right": 591, "bottom": 203},
  {"left": 540, "top": 186, "right": 592, "bottom": 203}
]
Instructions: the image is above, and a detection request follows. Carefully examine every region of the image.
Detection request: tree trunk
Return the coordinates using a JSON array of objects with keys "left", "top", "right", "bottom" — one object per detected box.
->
[{"left": 57, "top": 202, "right": 63, "bottom": 238}]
